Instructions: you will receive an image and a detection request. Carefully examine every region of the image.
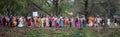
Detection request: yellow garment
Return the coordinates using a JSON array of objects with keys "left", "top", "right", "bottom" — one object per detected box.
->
[
  {"left": 11, "top": 17, "right": 17, "bottom": 27},
  {"left": 38, "top": 18, "right": 42, "bottom": 27},
  {"left": 88, "top": 17, "right": 95, "bottom": 26},
  {"left": 41, "top": 18, "right": 44, "bottom": 27}
]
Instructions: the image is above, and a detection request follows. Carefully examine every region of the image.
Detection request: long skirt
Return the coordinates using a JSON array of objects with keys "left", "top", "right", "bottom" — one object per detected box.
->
[
  {"left": 46, "top": 21, "right": 49, "bottom": 27},
  {"left": 52, "top": 21, "right": 55, "bottom": 27},
  {"left": 28, "top": 21, "right": 31, "bottom": 27},
  {"left": 75, "top": 22, "right": 80, "bottom": 28},
  {"left": 83, "top": 20, "right": 87, "bottom": 27},
  {"left": 60, "top": 22, "right": 64, "bottom": 28},
  {"left": 18, "top": 22, "right": 23, "bottom": 27},
  {"left": 11, "top": 21, "right": 17, "bottom": 27},
  {"left": 69, "top": 22, "right": 72, "bottom": 27},
  {"left": 49, "top": 21, "right": 52, "bottom": 27},
  {"left": 56, "top": 23, "right": 59, "bottom": 28}
]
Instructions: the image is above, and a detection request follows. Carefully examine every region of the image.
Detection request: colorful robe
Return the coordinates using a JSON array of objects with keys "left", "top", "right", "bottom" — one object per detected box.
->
[
  {"left": 28, "top": 17, "right": 32, "bottom": 27},
  {"left": 55, "top": 18, "right": 60, "bottom": 28},
  {"left": 46, "top": 18, "right": 49, "bottom": 27},
  {"left": 11, "top": 16, "right": 17, "bottom": 27},
  {"left": 59, "top": 19, "right": 64, "bottom": 28},
  {"left": 49, "top": 17, "right": 53, "bottom": 27},
  {"left": 88, "top": 17, "right": 94, "bottom": 27},
  {"left": 75, "top": 18, "right": 80, "bottom": 28}
]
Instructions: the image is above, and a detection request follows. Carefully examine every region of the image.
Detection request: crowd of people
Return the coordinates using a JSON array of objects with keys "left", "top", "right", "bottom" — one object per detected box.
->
[{"left": 0, "top": 15, "right": 118, "bottom": 28}]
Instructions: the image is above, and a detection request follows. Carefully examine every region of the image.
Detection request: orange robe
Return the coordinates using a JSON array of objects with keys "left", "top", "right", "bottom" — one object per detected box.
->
[{"left": 11, "top": 17, "right": 17, "bottom": 27}]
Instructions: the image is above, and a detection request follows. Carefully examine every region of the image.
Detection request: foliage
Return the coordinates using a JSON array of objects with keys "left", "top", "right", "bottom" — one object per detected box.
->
[{"left": 0, "top": 0, "right": 120, "bottom": 17}]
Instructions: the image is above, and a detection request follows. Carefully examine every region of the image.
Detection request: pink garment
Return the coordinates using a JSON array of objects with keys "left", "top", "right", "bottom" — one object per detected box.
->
[
  {"left": 75, "top": 18, "right": 80, "bottom": 28},
  {"left": 75, "top": 21, "right": 80, "bottom": 28},
  {"left": 46, "top": 18, "right": 49, "bottom": 27}
]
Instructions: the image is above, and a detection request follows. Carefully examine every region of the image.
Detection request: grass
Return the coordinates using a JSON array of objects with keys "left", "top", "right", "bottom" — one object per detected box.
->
[{"left": 0, "top": 27, "right": 120, "bottom": 37}]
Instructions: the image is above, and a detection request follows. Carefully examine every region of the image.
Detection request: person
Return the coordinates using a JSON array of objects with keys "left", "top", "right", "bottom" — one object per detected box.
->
[
  {"left": 88, "top": 16, "right": 94, "bottom": 27},
  {"left": 2, "top": 16, "right": 7, "bottom": 27},
  {"left": 55, "top": 17, "right": 60, "bottom": 28},
  {"left": 16, "top": 17, "right": 19, "bottom": 27},
  {"left": 27, "top": 17, "right": 32, "bottom": 27},
  {"left": 59, "top": 17, "right": 64, "bottom": 28},
  {"left": 33, "top": 16, "right": 38, "bottom": 27},
  {"left": 52, "top": 16, "right": 55, "bottom": 27},
  {"left": 75, "top": 16, "right": 80, "bottom": 28},
  {"left": 46, "top": 16, "right": 49, "bottom": 27},
  {"left": 114, "top": 18, "right": 118, "bottom": 26},
  {"left": 101, "top": 17, "right": 105, "bottom": 27},
  {"left": 66, "top": 17, "right": 69, "bottom": 28},
  {"left": 9, "top": 15, "right": 12, "bottom": 27},
  {"left": 38, "top": 17, "right": 41, "bottom": 27},
  {"left": 49, "top": 16, "right": 53, "bottom": 27},
  {"left": 107, "top": 19, "right": 110, "bottom": 26},
  {"left": 41, "top": 17, "right": 45, "bottom": 27},
  {"left": 43, "top": 17, "right": 46, "bottom": 28},
  {"left": 36, "top": 17, "right": 39, "bottom": 27},
  {"left": 18, "top": 16, "right": 24, "bottom": 27},
  {"left": 11, "top": 16, "right": 17, "bottom": 27},
  {"left": 0, "top": 16, "right": 4, "bottom": 27},
  {"left": 81, "top": 15, "right": 87, "bottom": 27},
  {"left": 95, "top": 17, "right": 102, "bottom": 27},
  {"left": 71, "top": 17, "right": 74, "bottom": 27},
  {"left": 68, "top": 18, "right": 72, "bottom": 27}
]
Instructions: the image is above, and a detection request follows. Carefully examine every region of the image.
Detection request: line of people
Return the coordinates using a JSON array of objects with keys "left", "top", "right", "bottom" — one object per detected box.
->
[{"left": 0, "top": 15, "right": 118, "bottom": 28}]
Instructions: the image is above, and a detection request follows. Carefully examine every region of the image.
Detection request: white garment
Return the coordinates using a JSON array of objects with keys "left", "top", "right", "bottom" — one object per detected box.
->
[
  {"left": 57, "top": 18, "right": 60, "bottom": 23},
  {"left": 107, "top": 19, "right": 110, "bottom": 26},
  {"left": 41, "top": 18, "right": 44, "bottom": 27},
  {"left": 97, "top": 18, "right": 101, "bottom": 23},
  {"left": 18, "top": 18, "right": 24, "bottom": 27},
  {"left": 115, "top": 23, "right": 117, "bottom": 26},
  {"left": 89, "top": 22, "right": 93, "bottom": 27}
]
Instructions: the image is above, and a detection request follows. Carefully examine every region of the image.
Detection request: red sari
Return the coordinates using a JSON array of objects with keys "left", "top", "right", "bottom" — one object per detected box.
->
[{"left": 28, "top": 18, "right": 31, "bottom": 27}]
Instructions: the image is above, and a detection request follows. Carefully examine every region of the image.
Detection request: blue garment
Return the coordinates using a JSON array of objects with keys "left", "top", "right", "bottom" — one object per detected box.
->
[
  {"left": 59, "top": 19, "right": 64, "bottom": 28},
  {"left": 49, "top": 21, "right": 52, "bottom": 27},
  {"left": 83, "top": 20, "right": 87, "bottom": 27},
  {"left": 9, "top": 16, "right": 12, "bottom": 24},
  {"left": 25, "top": 16, "right": 28, "bottom": 22}
]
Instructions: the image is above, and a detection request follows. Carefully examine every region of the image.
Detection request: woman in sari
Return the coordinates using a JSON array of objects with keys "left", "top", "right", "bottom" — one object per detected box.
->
[
  {"left": 55, "top": 17, "right": 60, "bottom": 28},
  {"left": 68, "top": 18, "right": 72, "bottom": 28},
  {"left": 59, "top": 18, "right": 64, "bottom": 28},
  {"left": 18, "top": 16, "right": 24, "bottom": 27},
  {"left": 11, "top": 16, "right": 17, "bottom": 27},
  {"left": 2, "top": 16, "right": 7, "bottom": 27},
  {"left": 75, "top": 16, "right": 80, "bottom": 28},
  {"left": 49, "top": 16, "right": 53, "bottom": 27},
  {"left": 38, "top": 17, "right": 42, "bottom": 27},
  {"left": 88, "top": 16, "right": 94, "bottom": 27},
  {"left": 46, "top": 17, "right": 49, "bottom": 27},
  {"left": 27, "top": 17, "right": 32, "bottom": 27}
]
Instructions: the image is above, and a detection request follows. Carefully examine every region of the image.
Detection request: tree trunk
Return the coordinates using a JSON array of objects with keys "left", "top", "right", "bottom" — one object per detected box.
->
[
  {"left": 84, "top": 0, "right": 88, "bottom": 22},
  {"left": 53, "top": 0, "right": 59, "bottom": 16}
]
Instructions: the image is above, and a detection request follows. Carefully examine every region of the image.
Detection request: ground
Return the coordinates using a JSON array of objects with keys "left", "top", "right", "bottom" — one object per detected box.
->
[{"left": 0, "top": 26, "right": 120, "bottom": 37}]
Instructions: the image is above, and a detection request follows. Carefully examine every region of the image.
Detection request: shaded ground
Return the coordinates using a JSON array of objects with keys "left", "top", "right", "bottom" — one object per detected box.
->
[{"left": 0, "top": 26, "right": 120, "bottom": 37}]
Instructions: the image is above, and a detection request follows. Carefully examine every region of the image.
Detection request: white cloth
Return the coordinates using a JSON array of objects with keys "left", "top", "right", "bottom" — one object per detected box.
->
[
  {"left": 107, "top": 19, "right": 110, "bottom": 26},
  {"left": 18, "top": 18, "right": 24, "bottom": 27},
  {"left": 89, "top": 22, "right": 93, "bottom": 27}
]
